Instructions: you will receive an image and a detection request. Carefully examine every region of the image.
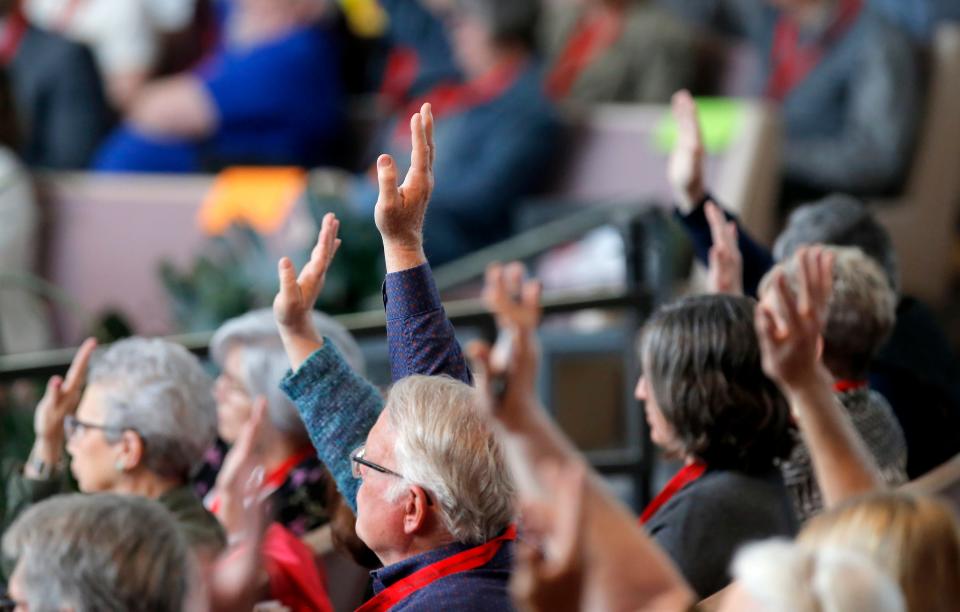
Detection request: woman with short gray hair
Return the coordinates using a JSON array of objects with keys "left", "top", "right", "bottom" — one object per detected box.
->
[
  {"left": 204, "top": 308, "right": 372, "bottom": 564},
  {"left": 5, "top": 336, "right": 225, "bottom": 560},
  {"left": 3, "top": 493, "right": 192, "bottom": 612}
]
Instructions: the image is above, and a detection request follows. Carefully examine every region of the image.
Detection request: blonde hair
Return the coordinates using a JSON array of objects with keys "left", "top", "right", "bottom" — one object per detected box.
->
[
  {"left": 799, "top": 492, "right": 960, "bottom": 612},
  {"left": 385, "top": 375, "right": 515, "bottom": 545}
]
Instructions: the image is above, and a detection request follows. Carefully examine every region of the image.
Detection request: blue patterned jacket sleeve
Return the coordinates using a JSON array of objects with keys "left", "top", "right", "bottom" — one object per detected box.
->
[
  {"left": 383, "top": 263, "right": 472, "bottom": 384},
  {"left": 280, "top": 341, "right": 383, "bottom": 513}
]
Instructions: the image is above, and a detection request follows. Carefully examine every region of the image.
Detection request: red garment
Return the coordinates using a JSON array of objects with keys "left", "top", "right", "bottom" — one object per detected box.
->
[
  {"left": 640, "top": 461, "right": 707, "bottom": 524},
  {"left": 391, "top": 57, "right": 527, "bottom": 144},
  {"left": 355, "top": 525, "right": 518, "bottom": 612},
  {"left": 262, "top": 523, "right": 333, "bottom": 612},
  {"left": 380, "top": 47, "right": 421, "bottom": 110},
  {"left": 765, "top": 0, "right": 863, "bottom": 101},
  {"left": 546, "top": 8, "right": 624, "bottom": 99},
  {"left": 0, "top": 1, "right": 28, "bottom": 65},
  {"left": 209, "top": 446, "right": 315, "bottom": 516},
  {"left": 833, "top": 379, "right": 869, "bottom": 393}
]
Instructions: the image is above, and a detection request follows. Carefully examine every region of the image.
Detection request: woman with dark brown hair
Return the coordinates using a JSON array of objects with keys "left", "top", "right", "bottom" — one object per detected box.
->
[{"left": 636, "top": 294, "right": 797, "bottom": 598}]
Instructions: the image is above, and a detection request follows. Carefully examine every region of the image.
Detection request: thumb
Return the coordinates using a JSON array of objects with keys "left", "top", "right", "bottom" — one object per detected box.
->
[
  {"left": 44, "top": 376, "right": 64, "bottom": 408},
  {"left": 277, "top": 257, "right": 299, "bottom": 302},
  {"left": 376, "top": 155, "right": 399, "bottom": 205}
]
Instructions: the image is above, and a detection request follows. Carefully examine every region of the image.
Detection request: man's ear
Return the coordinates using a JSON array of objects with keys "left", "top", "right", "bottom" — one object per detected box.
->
[
  {"left": 402, "top": 486, "right": 432, "bottom": 535},
  {"left": 116, "top": 430, "right": 146, "bottom": 471}
]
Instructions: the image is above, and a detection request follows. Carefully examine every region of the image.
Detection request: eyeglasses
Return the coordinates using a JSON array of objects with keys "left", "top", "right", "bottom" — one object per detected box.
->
[
  {"left": 350, "top": 446, "right": 433, "bottom": 505},
  {"left": 63, "top": 414, "right": 127, "bottom": 440}
]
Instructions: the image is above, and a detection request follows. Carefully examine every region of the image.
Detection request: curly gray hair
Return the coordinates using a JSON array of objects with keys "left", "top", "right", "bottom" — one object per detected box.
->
[{"left": 89, "top": 337, "right": 217, "bottom": 480}]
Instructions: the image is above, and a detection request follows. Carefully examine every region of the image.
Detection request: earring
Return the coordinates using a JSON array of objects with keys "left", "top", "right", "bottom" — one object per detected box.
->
[{"left": 115, "top": 460, "right": 125, "bottom": 472}]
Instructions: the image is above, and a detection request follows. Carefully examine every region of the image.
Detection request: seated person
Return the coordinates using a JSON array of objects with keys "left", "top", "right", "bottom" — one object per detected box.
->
[
  {"left": 3, "top": 493, "right": 193, "bottom": 611},
  {"left": 22, "top": 0, "right": 196, "bottom": 109},
  {"left": 763, "top": 246, "right": 907, "bottom": 522},
  {"left": 2, "top": 0, "right": 111, "bottom": 169},
  {"left": 271, "top": 106, "right": 516, "bottom": 609},
  {"left": 3, "top": 337, "right": 225, "bottom": 565},
  {"left": 94, "top": 0, "right": 342, "bottom": 172},
  {"left": 542, "top": 0, "right": 696, "bottom": 104},
  {"left": 352, "top": 0, "right": 560, "bottom": 264},
  {"left": 670, "top": 90, "right": 960, "bottom": 479},
  {"left": 203, "top": 307, "right": 373, "bottom": 563},
  {"left": 636, "top": 293, "right": 798, "bottom": 597},
  {"left": 661, "top": 0, "right": 922, "bottom": 202}
]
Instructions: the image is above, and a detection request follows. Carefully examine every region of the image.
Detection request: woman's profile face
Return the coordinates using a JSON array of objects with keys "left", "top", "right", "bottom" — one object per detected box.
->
[
  {"left": 66, "top": 383, "right": 123, "bottom": 493},
  {"left": 213, "top": 347, "right": 255, "bottom": 445},
  {"left": 635, "top": 375, "right": 683, "bottom": 456}
]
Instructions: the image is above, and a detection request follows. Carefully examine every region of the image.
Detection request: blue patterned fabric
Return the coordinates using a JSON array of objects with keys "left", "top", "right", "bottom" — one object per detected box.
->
[{"left": 383, "top": 263, "right": 472, "bottom": 384}]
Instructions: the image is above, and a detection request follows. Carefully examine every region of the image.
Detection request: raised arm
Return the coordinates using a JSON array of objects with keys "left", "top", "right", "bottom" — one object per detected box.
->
[
  {"left": 274, "top": 213, "right": 383, "bottom": 512},
  {"left": 375, "top": 102, "right": 471, "bottom": 383},
  {"left": 668, "top": 90, "right": 774, "bottom": 296},
  {"left": 756, "top": 247, "right": 885, "bottom": 506},
  {"left": 469, "top": 263, "right": 695, "bottom": 612}
]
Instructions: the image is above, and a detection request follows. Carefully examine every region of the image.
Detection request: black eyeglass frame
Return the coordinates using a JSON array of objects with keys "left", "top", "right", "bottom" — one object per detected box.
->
[
  {"left": 350, "top": 446, "right": 434, "bottom": 505},
  {"left": 63, "top": 414, "right": 134, "bottom": 440}
]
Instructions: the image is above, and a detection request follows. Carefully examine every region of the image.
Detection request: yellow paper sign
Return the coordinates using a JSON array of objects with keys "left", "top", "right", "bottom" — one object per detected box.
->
[{"left": 198, "top": 167, "right": 307, "bottom": 235}]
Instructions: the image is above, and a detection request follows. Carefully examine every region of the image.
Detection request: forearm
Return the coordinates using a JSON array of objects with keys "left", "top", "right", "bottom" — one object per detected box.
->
[
  {"left": 384, "top": 263, "right": 471, "bottom": 383},
  {"left": 280, "top": 342, "right": 383, "bottom": 512},
  {"left": 786, "top": 368, "right": 885, "bottom": 506}
]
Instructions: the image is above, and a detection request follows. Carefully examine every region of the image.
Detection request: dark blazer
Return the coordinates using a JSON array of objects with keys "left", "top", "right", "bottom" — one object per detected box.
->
[
  {"left": 647, "top": 467, "right": 798, "bottom": 598},
  {"left": 10, "top": 26, "right": 111, "bottom": 169}
]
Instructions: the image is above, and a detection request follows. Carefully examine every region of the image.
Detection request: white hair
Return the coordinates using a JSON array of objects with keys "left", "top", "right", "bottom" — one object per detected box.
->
[
  {"left": 384, "top": 375, "right": 514, "bottom": 545},
  {"left": 2, "top": 493, "right": 189, "bottom": 612},
  {"left": 732, "top": 539, "right": 906, "bottom": 612},
  {"left": 89, "top": 337, "right": 217, "bottom": 480},
  {"left": 210, "top": 308, "right": 365, "bottom": 439}
]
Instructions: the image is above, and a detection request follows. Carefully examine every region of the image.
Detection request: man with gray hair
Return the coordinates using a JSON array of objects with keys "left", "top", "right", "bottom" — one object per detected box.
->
[
  {"left": 3, "top": 493, "right": 192, "bottom": 612},
  {"left": 273, "top": 104, "right": 516, "bottom": 610}
]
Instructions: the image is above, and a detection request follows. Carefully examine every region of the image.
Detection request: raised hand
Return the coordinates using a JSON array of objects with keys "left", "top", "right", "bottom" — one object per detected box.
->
[
  {"left": 756, "top": 246, "right": 835, "bottom": 390},
  {"left": 468, "top": 262, "right": 543, "bottom": 430},
  {"left": 705, "top": 201, "right": 743, "bottom": 295},
  {"left": 273, "top": 213, "right": 340, "bottom": 367},
  {"left": 27, "top": 337, "right": 97, "bottom": 476},
  {"left": 510, "top": 462, "right": 587, "bottom": 612},
  {"left": 375, "top": 102, "right": 436, "bottom": 272},
  {"left": 667, "top": 89, "right": 706, "bottom": 214},
  {"left": 214, "top": 398, "right": 268, "bottom": 537}
]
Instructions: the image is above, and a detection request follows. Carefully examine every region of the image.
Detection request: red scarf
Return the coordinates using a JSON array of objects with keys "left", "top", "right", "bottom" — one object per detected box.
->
[
  {"left": 640, "top": 461, "right": 707, "bottom": 524},
  {"left": 391, "top": 57, "right": 527, "bottom": 144},
  {"left": 355, "top": 525, "right": 518, "bottom": 612},
  {"left": 209, "top": 446, "right": 315, "bottom": 516},
  {"left": 765, "top": 0, "right": 863, "bottom": 101},
  {"left": 0, "top": 1, "right": 28, "bottom": 65},
  {"left": 546, "top": 8, "right": 624, "bottom": 99}
]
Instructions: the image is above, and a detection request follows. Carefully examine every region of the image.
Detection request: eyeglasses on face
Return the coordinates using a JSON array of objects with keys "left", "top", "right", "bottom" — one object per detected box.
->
[
  {"left": 63, "top": 414, "right": 127, "bottom": 440},
  {"left": 350, "top": 446, "right": 433, "bottom": 505}
]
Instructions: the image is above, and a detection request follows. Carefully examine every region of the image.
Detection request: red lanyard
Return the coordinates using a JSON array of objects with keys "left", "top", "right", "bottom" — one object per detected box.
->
[
  {"left": 380, "top": 47, "right": 421, "bottom": 110},
  {"left": 355, "top": 525, "right": 518, "bottom": 612},
  {"left": 392, "top": 57, "right": 526, "bottom": 143},
  {"left": 765, "top": 0, "right": 862, "bottom": 101},
  {"left": 640, "top": 461, "right": 707, "bottom": 524},
  {"left": 0, "top": 2, "right": 28, "bottom": 65},
  {"left": 833, "top": 379, "right": 868, "bottom": 393},
  {"left": 546, "top": 8, "right": 624, "bottom": 99},
  {"left": 209, "top": 446, "right": 315, "bottom": 516}
]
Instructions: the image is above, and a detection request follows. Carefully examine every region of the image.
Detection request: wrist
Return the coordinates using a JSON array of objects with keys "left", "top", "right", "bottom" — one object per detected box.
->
[
  {"left": 26, "top": 439, "right": 64, "bottom": 479},
  {"left": 782, "top": 365, "right": 833, "bottom": 399},
  {"left": 383, "top": 240, "right": 426, "bottom": 273}
]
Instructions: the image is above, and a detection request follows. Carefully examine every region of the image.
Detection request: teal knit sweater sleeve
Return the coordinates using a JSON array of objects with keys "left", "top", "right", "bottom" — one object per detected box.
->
[{"left": 280, "top": 340, "right": 383, "bottom": 513}]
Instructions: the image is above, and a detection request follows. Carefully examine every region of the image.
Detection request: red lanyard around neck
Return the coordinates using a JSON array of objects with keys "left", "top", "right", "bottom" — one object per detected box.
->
[
  {"left": 0, "top": 2, "right": 28, "bottom": 65},
  {"left": 765, "top": 0, "right": 863, "bottom": 101},
  {"left": 640, "top": 461, "right": 707, "bottom": 524},
  {"left": 546, "top": 7, "right": 625, "bottom": 99},
  {"left": 355, "top": 525, "right": 517, "bottom": 612}
]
